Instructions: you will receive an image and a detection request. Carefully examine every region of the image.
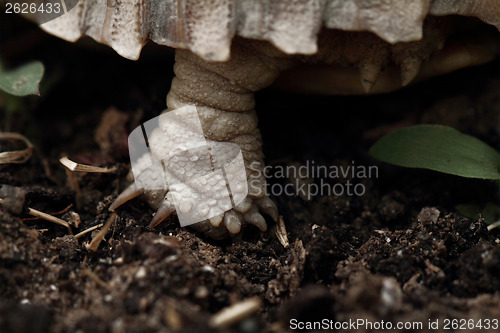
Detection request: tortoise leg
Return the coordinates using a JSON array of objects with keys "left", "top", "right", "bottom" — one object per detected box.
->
[{"left": 114, "top": 39, "right": 293, "bottom": 239}]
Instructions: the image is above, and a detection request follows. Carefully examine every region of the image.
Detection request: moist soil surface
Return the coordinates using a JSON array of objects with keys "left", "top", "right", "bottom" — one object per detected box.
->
[{"left": 1, "top": 16, "right": 500, "bottom": 333}]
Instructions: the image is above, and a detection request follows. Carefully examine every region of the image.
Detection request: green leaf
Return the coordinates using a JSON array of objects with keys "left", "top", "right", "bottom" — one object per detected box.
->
[
  {"left": 0, "top": 61, "right": 44, "bottom": 96},
  {"left": 369, "top": 125, "right": 500, "bottom": 180}
]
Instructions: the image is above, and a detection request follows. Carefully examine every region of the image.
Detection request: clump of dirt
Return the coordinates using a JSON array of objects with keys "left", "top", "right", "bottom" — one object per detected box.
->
[{"left": 1, "top": 15, "right": 499, "bottom": 333}]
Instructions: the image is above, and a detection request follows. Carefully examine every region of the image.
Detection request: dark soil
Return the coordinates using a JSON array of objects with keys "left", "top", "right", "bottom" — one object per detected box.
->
[{"left": 1, "top": 14, "right": 500, "bottom": 333}]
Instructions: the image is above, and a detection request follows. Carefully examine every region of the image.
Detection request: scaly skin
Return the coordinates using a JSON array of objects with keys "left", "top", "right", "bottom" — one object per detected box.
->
[
  {"left": 165, "top": 40, "right": 294, "bottom": 238},
  {"left": 111, "top": 38, "right": 294, "bottom": 238}
]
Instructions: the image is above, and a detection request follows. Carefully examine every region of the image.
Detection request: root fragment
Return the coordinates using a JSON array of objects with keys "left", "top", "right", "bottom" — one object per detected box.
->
[
  {"left": 0, "top": 132, "right": 34, "bottom": 164},
  {"left": 208, "top": 297, "right": 262, "bottom": 330},
  {"left": 82, "top": 267, "right": 109, "bottom": 289},
  {"left": 59, "top": 156, "right": 117, "bottom": 173},
  {"left": 75, "top": 223, "right": 104, "bottom": 239},
  {"left": 60, "top": 156, "right": 117, "bottom": 209},
  {"left": 275, "top": 216, "right": 289, "bottom": 249},
  {"left": 27, "top": 207, "right": 72, "bottom": 234},
  {"left": 85, "top": 213, "right": 117, "bottom": 251}
]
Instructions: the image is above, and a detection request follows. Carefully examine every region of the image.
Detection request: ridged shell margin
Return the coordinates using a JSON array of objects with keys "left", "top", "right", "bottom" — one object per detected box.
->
[{"left": 39, "top": 0, "right": 500, "bottom": 61}]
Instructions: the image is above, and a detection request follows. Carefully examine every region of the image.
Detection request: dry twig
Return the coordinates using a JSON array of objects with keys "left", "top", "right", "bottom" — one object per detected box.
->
[
  {"left": 59, "top": 156, "right": 117, "bottom": 173},
  {"left": 208, "top": 297, "right": 262, "bottom": 329},
  {"left": 487, "top": 220, "right": 500, "bottom": 231},
  {"left": 75, "top": 223, "right": 104, "bottom": 239},
  {"left": 59, "top": 156, "right": 117, "bottom": 209},
  {"left": 86, "top": 213, "right": 117, "bottom": 251},
  {"left": 82, "top": 268, "right": 109, "bottom": 289},
  {"left": 27, "top": 207, "right": 73, "bottom": 234},
  {"left": 0, "top": 132, "right": 34, "bottom": 164},
  {"left": 22, "top": 203, "right": 73, "bottom": 221},
  {"left": 275, "top": 216, "right": 289, "bottom": 248}
]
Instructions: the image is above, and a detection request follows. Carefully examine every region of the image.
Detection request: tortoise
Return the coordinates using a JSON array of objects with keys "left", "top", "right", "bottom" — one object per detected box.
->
[{"left": 34, "top": 0, "right": 499, "bottom": 239}]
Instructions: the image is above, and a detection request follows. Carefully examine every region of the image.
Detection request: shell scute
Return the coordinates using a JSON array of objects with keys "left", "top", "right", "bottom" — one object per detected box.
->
[{"left": 40, "top": 0, "right": 500, "bottom": 61}]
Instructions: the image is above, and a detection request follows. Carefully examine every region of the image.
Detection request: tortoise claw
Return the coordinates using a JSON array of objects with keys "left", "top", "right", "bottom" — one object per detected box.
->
[
  {"left": 255, "top": 196, "right": 279, "bottom": 222},
  {"left": 223, "top": 210, "right": 242, "bottom": 234},
  {"left": 149, "top": 200, "right": 175, "bottom": 228},
  {"left": 109, "top": 183, "right": 144, "bottom": 211},
  {"left": 243, "top": 206, "right": 268, "bottom": 232}
]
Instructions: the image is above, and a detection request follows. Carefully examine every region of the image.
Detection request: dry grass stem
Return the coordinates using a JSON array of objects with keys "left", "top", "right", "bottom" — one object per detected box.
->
[
  {"left": 0, "top": 132, "right": 34, "bottom": 164},
  {"left": 75, "top": 223, "right": 104, "bottom": 239},
  {"left": 64, "top": 167, "right": 82, "bottom": 208},
  {"left": 275, "top": 216, "right": 289, "bottom": 248},
  {"left": 60, "top": 156, "right": 116, "bottom": 209},
  {"left": 60, "top": 156, "right": 117, "bottom": 173},
  {"left": 208, "top": 297, "right": 262, "bottom": 329},
  {"left": 82, "top": 268, "right": 109, "bottom": 289},
  {"left": 27, "top": 207, "right": 72, "bottom": 234},
  {"left": 487, "top": 220, "right": 500, "bottom": 231},
  {"left": 22, "top": 203, "right": 73, "bottom": 221},
  {"left": 164, "top": 299, "right": 183, "bottom": 330},
  {"left": 86, "top": 213, "right": 117, "bottom": 251}
]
